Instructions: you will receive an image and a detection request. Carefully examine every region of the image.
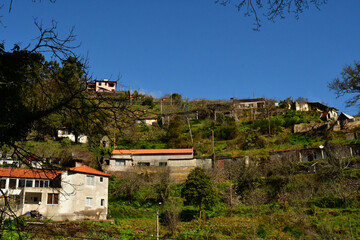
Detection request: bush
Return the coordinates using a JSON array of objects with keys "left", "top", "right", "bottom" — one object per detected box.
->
[
  {"left": 216, "top": 117, "right": 238, "bottom": 140},
  {"left": 313, "top": 195, "right": 346, "bottom": 208},
  {"left": 161, "top": 197, "right": 183, "bottom": 235},
  {"left": 257, "top": 224, "right": 268, "bottom": 238}
]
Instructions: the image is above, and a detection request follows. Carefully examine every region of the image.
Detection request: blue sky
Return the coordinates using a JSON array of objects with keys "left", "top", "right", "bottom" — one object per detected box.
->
[{"left": 1, "top": 1, "right": 360, "bottom": 114}]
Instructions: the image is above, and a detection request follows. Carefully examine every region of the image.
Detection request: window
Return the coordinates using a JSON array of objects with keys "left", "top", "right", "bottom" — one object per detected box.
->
[
  {"left": 86, "top": 197, "right": 93, "bottom": 206},
  {"left": 47, "top": 193, "right": 59, "bottom": 204},
  {"left": 98, "top": 82, "right": 102, "bottom": 86},
  {"left": 100, "top": 199, "right": 105, "bottom": 207},
  {"left": 9, "top": 179, "right": 16, "bottom": 189},
  {"left": 0, "top": 179, "right": 6, "bottom": 188},
  {"left": 159, "top": 162, "right": 167, "bottom": 166},
  {"left": 18, "top": 179, "right": 25, "bottom": 188},
  {"left": 25, "top": 180, "right": 33, "bottom": 187},
  {"left": 34, "top": 180, "right": 49, "bottom": 188},
  {"left": 115, "top": 160, "right": 125, "bottom": 166},
  {"left": 86, "top": 175, "right": 94, "bottom": 186},
  {"left": 100, "top": 177, "right": 103, "bottom": 182},
  {"left": 104, "top": 82, "right": 107, "bottom": 86},
  {"left": 248, "top": 104, "right": 254, "bottom": 108},
  {"left": 138, "top": 162, "right": 150, "bottom": 166}
]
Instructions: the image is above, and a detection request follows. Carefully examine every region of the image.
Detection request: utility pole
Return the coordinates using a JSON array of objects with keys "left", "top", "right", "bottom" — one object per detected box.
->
[
  {"left": 113, "top": 132, "right": 116, "bottom": 149},
  {"left": 187, "top": 117, "right": 194, "bottom": 147},
  {"left": 160, "top": 99, "right": 163, "bottom": 115},
  {"left": 156, "top": 208, "right": 159, "bottom": 240},
  {"left": 212, "top": 130, "right": 215, "bottom": 167},
  {"left": 156, "top": 202, "right": 161, "bottom": 240}
]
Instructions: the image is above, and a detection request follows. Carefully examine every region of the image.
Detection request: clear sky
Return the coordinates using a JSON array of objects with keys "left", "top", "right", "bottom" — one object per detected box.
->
[{"left": 1, "top": 1, "right": 360, "bottom": 114}]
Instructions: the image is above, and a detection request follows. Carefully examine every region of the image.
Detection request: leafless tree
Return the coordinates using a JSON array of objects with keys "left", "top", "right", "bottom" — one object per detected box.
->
[{"left": 215, "top": 0, "right": 327, "bottom": 30}]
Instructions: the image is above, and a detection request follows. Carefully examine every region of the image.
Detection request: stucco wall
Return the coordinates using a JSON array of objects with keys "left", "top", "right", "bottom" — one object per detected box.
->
[
  {"left": 59, "top": 172, "right": 108, "bottom": 221},
  {"left": 19, "top": 172, "right": 108, "bottom": 221}
]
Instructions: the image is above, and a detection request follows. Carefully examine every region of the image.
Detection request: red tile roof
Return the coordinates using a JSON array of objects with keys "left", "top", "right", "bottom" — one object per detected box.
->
[
  {"left": 0, "top": 168, "right": 63, "bottom": 179},
  {"left": 112, "top": 149, "right": 193, "bottom": 155},
  {"left": 69, "top": 165, "right": 110, "bottom": 177}
]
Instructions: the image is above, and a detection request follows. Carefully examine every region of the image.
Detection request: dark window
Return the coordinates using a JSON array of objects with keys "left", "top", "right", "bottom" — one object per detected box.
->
[
  {"left": 47, "top": 193, "right": 59, "bottom": 204},
  {"left": 0, "top": 179, "right": 6, "bottom": 188},
  {"left": 18, "top": 179, "right": 25, "bottom": 188},
  {"left": 9, "top": 179, "right": 16, "bottom": 189},
  {"left": 26, "top": 180, "right": 33, "bottom": 187},
  {"left": 138, "top": 162, "right": 150, "bottom": 166},
  {"left": 159, "top": 162, "right": 167, "bottom": 166},
  {"left": 101, "top": 199, "right": 105, "bottom": 206},
  {"left": 100, "top": 177, "right": 103, "bottom": 182},
  {"left": 44, "top": 181, "right": 49, "bottom": 188}
]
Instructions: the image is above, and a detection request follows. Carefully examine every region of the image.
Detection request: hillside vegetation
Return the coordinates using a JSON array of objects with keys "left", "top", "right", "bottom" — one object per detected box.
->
[{"left": 3, "top": 95, "right": 360, "bottom": 239}]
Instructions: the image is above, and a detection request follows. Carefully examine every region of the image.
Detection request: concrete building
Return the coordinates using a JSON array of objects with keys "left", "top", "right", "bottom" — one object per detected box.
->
[
  {"left": 87, "top": 79, "right": 117, "bottom": 92},
  {"left": 104, "top": 148, "right": 212, "bottom": 182},
  {"left": 57, "top": 128, "right": 88, "bottom": 144},
  {"left": 106, "top": 149, "right": 194, "bottom": 170},
  {"left": 0, "top": 165, "right": 110, "bottom": 221},
  {"left": 231, "top": 98, "right": 266, "bottom": 109}
]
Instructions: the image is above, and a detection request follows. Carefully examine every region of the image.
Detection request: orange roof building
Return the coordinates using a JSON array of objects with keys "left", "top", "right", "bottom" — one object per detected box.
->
[
  {"left": 111, "top": 148, "right": 193, "bottom": 155},
  {"left": 107, "top": 148, "right": 194, "bottom": 169},
  {"left": 69, "top": 165, "right": 111, "bottom": 177},
  {"left": 0, "top": 165, "right": 110, "bottom": 221}
]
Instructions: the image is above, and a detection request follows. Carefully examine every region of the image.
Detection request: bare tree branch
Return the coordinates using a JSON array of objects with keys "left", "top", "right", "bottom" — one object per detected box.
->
[{"left": 215, "top": 0, "right": 327, "bottom": 30}]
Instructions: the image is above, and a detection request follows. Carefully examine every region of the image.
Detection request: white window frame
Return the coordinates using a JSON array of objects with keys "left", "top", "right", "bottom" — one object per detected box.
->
[
  {"left": 86, "top": 175, "right": 95, "bottom": 186},
  {"left": 115, "top": 160, "right": 125, "bottom": 166},
  {"left": 86, "top": 197, "right": 93, "bottom": 207}
]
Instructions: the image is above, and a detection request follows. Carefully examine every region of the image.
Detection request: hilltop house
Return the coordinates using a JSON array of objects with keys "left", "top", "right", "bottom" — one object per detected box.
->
[
  {"left": 231, "top": 98, "right": 266, "bottom": 109},
  {"left": 87, "top": 79, "right": 117, "bottom": 92},
  {"left": 0, "top": 165, "right": 110, "bottom": 221}
]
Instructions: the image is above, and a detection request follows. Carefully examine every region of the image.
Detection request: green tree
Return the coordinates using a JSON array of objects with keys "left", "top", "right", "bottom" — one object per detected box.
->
[
  {"left": 166, "top": 115, "right": 186, "bottom": 148},
  {"left": 181, "top": 167, "right": 218, "bottom": 216},
  {"left": 329, "top": 61, "right": 360, "bottom": 107},
  {"left": 0, "top": 44, "right": 85, "bottom": 144}
]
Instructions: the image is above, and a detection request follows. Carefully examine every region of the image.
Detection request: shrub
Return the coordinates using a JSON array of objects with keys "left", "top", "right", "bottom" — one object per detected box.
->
[
  {"left": 313, "top": 195, "right": 346, "bottom": 208},
  {"left": 257, "top": 224, "right": 268, "bottom": 238}
]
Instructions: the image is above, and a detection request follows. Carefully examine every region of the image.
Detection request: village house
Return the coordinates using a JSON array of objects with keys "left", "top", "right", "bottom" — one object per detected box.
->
[
  {"left": 0, "top": 165, "right": 110, "bottom": 221},
  {"left": 106, "top": 149, "right": 195, "bottom": 170},
  {"left": 135, "top": 118, "right": 158, "bottom": 126},
  {"left": 87, "top": 79, "right": 117, "bottom": 92},
  {"left": 57, "top": 127, "right": 88, "bottom": 144},
  {"left": 104, "top": 148, "right": 212, "bottom": 182},
  {"left": 231, "top": 98, "right": 266, "bottom": 109}
]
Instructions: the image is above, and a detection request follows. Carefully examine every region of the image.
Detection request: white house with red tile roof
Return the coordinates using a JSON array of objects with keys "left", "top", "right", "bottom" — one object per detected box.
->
[{"left": 0, "top": 165, "right": 110, "bottom": 221}]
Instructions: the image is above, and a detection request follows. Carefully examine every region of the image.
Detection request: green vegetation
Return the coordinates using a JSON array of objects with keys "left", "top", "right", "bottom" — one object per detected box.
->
[{"left": 2, "top": 51, "right": 359, "bottom": 238}]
